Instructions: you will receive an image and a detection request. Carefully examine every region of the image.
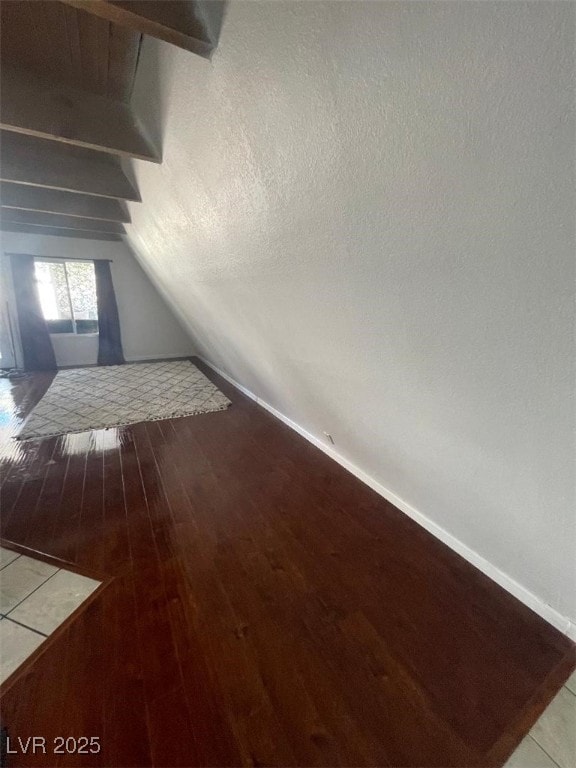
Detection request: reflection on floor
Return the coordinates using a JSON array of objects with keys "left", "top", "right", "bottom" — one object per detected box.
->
[
  {"left": 0, "top": 366, "right": 574, "bottom": 767},
  {"left": 0, "top": 546, "right": 100, "bottom": 684}
]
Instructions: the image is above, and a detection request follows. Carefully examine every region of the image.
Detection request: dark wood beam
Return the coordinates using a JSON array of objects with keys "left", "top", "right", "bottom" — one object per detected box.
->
[
  {"left": 0, "top": 183, "right": 131, "bottom": 223},
  {"left": 0, "top": 1, "right": 142, "bottom": 101},
  {"left": 0, "top": 66, "right": 160, "bottom": 162},
  {"left": 0, "top": 132, "right": 141, "bottom": 201},
  {"left": 1, "top": 208, "right": 126, "bottom": 234},
  {"left": 58, "top": 1, "right": 214, "bottom": 57},
  {"left": 0, "top": 222, "right": 122, "bottom": 241}
]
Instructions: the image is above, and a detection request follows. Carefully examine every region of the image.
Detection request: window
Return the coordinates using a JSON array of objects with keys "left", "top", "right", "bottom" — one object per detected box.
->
[{"left": 35, "top": 259, "right": 98, "bottom": 334}]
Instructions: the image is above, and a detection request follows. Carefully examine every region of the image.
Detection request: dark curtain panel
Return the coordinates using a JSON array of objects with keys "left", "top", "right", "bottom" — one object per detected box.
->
[
  {"left": 10, "top": 254, "right": 57, "bottom": 371},
  {"left": 94, "top": 260, "right": 125, "bottom": 366}
]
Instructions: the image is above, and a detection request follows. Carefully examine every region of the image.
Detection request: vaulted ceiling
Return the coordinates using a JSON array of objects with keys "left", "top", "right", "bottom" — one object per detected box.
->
[{"left": 0, "top": 0, "right": 218, "bottom": 242}]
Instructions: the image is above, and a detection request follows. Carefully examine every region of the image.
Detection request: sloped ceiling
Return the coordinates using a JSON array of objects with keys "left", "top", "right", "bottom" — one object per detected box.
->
[
  {"left": 125, "top": 2, "right": 575, "bottom": 625},
  {"left": 0, "top": 0, "right": 220, "bottom": 241}
]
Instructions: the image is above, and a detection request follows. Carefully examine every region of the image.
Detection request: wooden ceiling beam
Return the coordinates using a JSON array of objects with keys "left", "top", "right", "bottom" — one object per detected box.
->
[
  {"left": 58, "top": 0, "right": 214, "bottom": 57},
  {"left": 1, "top": 208, "right": 126, "bottom": 234},
  {"left": 0, "top": 65, "right": 159, "bottom": 162},
  {"left": 0, "top": 132, "right": 141, "bottom": 201},
  {"left": 0, "top": 222, "right": 122, "bottom": 242},
  {"left": 0, "top": 1, "right": 141, "bottom": 101},
  {"left": 0, "top": 183, "right": 131, "bottom": 223}
]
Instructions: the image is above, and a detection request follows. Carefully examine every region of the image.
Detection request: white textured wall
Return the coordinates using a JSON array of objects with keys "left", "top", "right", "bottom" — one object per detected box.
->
[
  {"left": 127, "top": 2, "right": 575, "bottom": 624},
  {"left": 1, "top": 232, "right": 194, "bottom": 366}
]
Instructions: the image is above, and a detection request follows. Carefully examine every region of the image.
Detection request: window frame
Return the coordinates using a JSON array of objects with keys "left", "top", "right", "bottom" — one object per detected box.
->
[{"left": 34, "top": 257, "right": 99, "bottom": 336}]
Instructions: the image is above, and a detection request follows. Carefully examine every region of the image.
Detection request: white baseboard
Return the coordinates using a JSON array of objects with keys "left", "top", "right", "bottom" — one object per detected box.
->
[
  {"left": 199, "top": 355, "right": 576, "bottom": 641},
  {"left": 125, "top": 353, "right": 193, "bottom": 362},
  {"left": 58, "top": 354, "right": 194, "bottom": 370}
]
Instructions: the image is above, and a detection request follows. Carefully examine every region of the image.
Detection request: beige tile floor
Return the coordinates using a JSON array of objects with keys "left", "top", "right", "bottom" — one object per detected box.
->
[
  {"left": 0, "top": 546, "right": 100, "bottom": 684},
  {"left": 504, "top": 672, "right": 576, "bottom": 768},
  {"left": 0, "top": 547, "right": 573, "bottom": 767}
]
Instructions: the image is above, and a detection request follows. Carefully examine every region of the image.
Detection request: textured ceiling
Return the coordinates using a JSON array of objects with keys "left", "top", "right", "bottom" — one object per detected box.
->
[{"left": 125, "top": 2, "right": 575, "bottom": 628}]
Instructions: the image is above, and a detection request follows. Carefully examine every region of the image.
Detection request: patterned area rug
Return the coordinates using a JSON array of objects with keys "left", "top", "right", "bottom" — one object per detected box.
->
[{"left": 17, "top": 360, "right": 231, "bottom": 441}]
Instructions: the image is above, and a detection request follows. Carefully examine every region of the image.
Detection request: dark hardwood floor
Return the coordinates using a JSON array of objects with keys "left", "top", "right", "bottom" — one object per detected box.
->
[{"left": 0, "top": 359, "right": 574, "bottom": 767}]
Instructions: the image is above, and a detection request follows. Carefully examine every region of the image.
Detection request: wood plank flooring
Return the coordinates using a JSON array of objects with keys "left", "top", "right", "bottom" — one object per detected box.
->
[{"left": 0, "top": 359, "right": 574, "bottom": 767}]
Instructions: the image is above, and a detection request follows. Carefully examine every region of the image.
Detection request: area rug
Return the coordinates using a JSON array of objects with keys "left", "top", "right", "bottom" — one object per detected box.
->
[{"left": 16, "top": 360, "right": 231, "bottom": 440}]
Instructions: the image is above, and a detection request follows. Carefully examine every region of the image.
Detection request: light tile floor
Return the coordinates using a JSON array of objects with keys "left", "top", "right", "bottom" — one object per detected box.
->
[
  {"left": 0, "top": 546, "right": 100, "bottom": 684},
  {"left": 517, "top": 683, "right": 576, "bottom": 768},
  {"left": 504, "top": 672, "right": 576, "bottom": 768},
  {"left": 0, "top": 547, "right": 573, "bottom": 767}
]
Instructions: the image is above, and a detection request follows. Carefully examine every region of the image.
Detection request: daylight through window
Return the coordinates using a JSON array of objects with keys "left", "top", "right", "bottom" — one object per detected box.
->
[{"left": 35, "top": 260, "right": 98, "bottom": 334}]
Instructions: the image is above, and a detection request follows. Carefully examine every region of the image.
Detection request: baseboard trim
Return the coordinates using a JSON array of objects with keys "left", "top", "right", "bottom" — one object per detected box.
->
[
  {"left": 199, "top": 355, "right": 576, "bottom": 641},
  {"left": 57, "top": 354, "right": 194, "bottom": 370},
  {"left": 124, "top": 353, "right": 193, "bottom": 363}
]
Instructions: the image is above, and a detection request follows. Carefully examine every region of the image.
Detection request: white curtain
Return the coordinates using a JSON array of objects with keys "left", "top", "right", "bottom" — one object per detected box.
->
[{"left": 0, "top": 253, "right": 23, "bottom": 369}]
